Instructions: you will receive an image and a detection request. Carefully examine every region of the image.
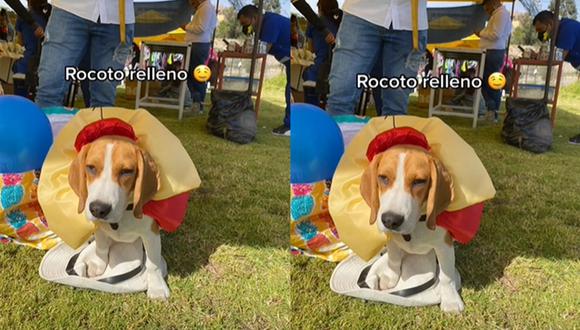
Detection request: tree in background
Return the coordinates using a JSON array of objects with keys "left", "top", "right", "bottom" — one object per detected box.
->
[
  {"left": 215, "top": 6, "right": 243, "bottom": 38},
  {"left": 511, "top": 13, "right": 540, "bottom": 45},
  {"left": 550, "top": 0, "right": 577, "bottom": 19},
  {"left": 519, "top": 0, "right": 541, "bottom": 16},
  {"left": 254, "top": 0, "right": 281, "bottom": 13}
]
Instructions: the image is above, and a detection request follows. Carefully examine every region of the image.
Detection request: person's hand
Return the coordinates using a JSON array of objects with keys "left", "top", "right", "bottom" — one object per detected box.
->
[
  {"left": 34, "top": 26, "right": 44, "bottom": 38},
  {"left": 325, "top": 32, "right": 335, "bottom": 45}
]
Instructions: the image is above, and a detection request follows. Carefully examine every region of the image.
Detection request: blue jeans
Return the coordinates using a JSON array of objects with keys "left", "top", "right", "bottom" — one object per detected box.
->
[
  {"left": 36, "top": 7, "right": 134, "bottom": 108},
  {"left": 284, "top": 60, "right": 290, "bottom": 128},
  {"left": 327, "top": 13, "right": 427, "bottom": 116},
  {"left": 79, "top": 50, "right": 91, "bottom": 107},
  {"left": 481, "top": 49, "right": 505, "bottom": 112},
  {"left": 187, "top": 42, "right": 211, "bottom": 106},
  {"left": 371, "top": 48, "right": 383, "bottom": 115}
]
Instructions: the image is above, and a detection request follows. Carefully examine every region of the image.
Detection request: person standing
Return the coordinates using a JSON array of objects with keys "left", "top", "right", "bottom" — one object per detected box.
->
[
  {"left": 238, "top": 5, "right": 291, "bottom": 136},
  {"left": 533, "top": 11, "right": 580, "bottom": 145},
  {"left": 13, "top": 0, "right": 51, "bottom": 98},
  {"left": 326, "top": 0, "right": 428, "bottom": 116},
  {"left": 182, "top": 0, "right": 217, "bottom": 113},
  {"left": 0, "top": 9, "right": 12, "bottom": 41},
  {"left": 290, "top": 14, "right": 305, "bottom": 48},
  {"left": 475, "top": 0, "right": 512, "bottom": 123},
  {"left": 291, "top": 0, "right": 335, "bottom": 45},
  {"left": 4, "top": 0, "right": 46, "bottom": 38},
  {"left": 302, "top": 0, "right": 341, "bottom": 107},
  {"left": 35, "top": 0, "right": 135, "bottom": 108}
]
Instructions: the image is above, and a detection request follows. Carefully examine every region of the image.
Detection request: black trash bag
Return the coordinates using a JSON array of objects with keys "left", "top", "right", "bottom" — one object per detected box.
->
[
  {"left": 502, "top": 98, "right": 552, "bottom": 153},
  {"left": 207, "top": 90, "right": 257, "bottom": 144}
]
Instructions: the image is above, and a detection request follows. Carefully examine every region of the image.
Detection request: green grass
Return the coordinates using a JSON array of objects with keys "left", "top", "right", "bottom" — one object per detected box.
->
[
  {"left": 292, "top": 83, "right": 580, "bottom": 329},
  {"left": 3, "top": 75, "right": 579, "bottom": 329},
  {"left": 0, "top": 81, "right": 290, "bottom": 329}
]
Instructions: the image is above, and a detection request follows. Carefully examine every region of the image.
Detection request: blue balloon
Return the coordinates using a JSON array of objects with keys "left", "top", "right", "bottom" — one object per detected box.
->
[
  {"left": 0, "top": 96, "right": 53, "bottom": 173},
  {"left": 290, "top": 103, "right": 344, "bottom": 183}
]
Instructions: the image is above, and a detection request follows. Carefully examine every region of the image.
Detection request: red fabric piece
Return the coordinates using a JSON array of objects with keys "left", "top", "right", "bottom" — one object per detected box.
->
[
  {"left": 366, "top": 127, "right": 431, "bottom": 161},
  {"left": 142, "top": 192, "right": 190, "bottom": 232},
  {"left": 436, "top": 203, "right": 484, "bottom": 244},
  {"left": 16, "top": 222, "right": 40, "bottom": 238},
  {"left": 74, "top": 118, "right": 138, "bottom": 152}
]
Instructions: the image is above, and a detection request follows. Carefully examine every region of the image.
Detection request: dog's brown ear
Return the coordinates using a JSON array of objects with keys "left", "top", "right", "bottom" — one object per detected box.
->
[
  {"left": 360, "top": 154, "right": 382, "bottom": 225},
  {"left": 133, "top": 149, "right": 159, "bottom": 219},
  {"left": 426, "top": 158, "right": 454, "bottom": 230},
  {"left": 68, "top": 145, "right": 89, "bottom": 214}
]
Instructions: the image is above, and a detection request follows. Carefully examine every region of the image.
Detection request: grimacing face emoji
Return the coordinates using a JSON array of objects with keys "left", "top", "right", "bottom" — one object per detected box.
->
[
  {"left": 488, "top": 72, "right": 506, "bottom": 91},
  {"left": 194, "top": 65, "right": 212, "bottom": 83}
]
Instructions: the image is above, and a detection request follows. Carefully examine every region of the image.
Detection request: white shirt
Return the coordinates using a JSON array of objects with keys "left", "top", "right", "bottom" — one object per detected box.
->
[
  {"left": 342, "top": 0, "right": 428, "bottom": 31},
  {"left": 52, "top": 0, "right": 135, "bottom": 25},
  {"left": 479, "top": 5, "right": 512, "bottom": 50},
  {"left": 184, "top": 0, "right": 217, "bottom": 43}
]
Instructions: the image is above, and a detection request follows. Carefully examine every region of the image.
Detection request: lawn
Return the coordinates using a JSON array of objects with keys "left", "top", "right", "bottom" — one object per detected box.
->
[
  {"left": 291, "top": 82, "right": 580, "bottom": 329},
  {"left": 0, "top": 76, "right": 290, "bottom": 329}
]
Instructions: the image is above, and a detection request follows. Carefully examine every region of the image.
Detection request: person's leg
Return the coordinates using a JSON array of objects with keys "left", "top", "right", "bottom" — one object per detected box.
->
[
  {"left": 303, "top": 87, "right": 319, "bottom": 106},
  {"left": 302, "top": 66, "right": 320, "bottom": 106},
  {"left": 187, "top": 42, "right": 211, "bottom": 110},
  {"left": 569, "top": 133, "right": 580, "bottom": 145},
  {"left": 381, "top": 29, "right": 427, "bottom": 116},
  {"left": 326, "top": 13, "right": 383, "bottom": 116},
  {"left": 273, "top": 61, "right": 291, "bottom": 136},
  {"left": 88, "top": 22, "right": 134, "bottom": 107},
  {"left": 79, "top": 49, "right": 91, "bottom": 107},
  {"left": 35, "top": 7, "right": 90, "bottom": 108},
  {"left": 284, "top": 60, "right": 291, "bottom": 128},
  {"left": 370, "top": 49, "right": 383, "bottom": 116},
  {"left": 481, "top": 49, "right": 505, "bottom": 118}
]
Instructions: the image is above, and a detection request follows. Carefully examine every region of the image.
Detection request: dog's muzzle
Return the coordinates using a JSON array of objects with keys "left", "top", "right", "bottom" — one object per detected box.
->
[
  {"left": 381, "top": 212, "right": 404, "bottom": 230},
  {"left": 89, "top": 201, "right": 112, "bottom": 220}
]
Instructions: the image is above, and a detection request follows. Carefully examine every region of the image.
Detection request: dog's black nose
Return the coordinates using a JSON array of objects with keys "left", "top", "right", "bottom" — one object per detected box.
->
[
  {"left": 381, "top": 212, "right": 404, "bottom": 229},
  {"left": 89, "top": 201, "right": 112, "bottom": 219}
]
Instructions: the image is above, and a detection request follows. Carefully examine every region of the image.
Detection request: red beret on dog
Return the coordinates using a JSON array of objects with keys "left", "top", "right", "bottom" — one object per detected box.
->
[
  {"left": 366, "top": 127, "right": 431, "bottom": 161},
  {"left": 74, "top": 118, "right": 137, "bottom": 152}
]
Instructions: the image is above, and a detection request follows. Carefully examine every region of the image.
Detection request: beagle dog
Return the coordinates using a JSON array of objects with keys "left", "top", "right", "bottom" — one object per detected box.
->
[
  {"left": 360, "top": 145, "right": 465, "bottom": 313},
  {"left": 68, "top": 136, "right": 170, "bottom": 300}
]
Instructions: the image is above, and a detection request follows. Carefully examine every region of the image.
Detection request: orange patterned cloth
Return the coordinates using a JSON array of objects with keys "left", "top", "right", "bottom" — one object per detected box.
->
[{"left": 0, "top": 171, "right": 60, "bottom": 250}]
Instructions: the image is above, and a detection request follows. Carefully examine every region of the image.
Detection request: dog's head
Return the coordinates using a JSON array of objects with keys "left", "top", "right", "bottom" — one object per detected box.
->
[
  {"left": 360, "top": 146, "right": 453, "bottom": 235},
  {"left": 68, "top": 137, "right": 159, "bottom": 223}
]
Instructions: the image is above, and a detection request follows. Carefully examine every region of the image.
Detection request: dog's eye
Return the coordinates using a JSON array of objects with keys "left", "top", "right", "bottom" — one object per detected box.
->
[
  {"left": 378, "top": 175, "right": 389, "bottom": 185},
  {"left": 119, "top": 169, "right": 135, "bottom": 177},
  {"left": 412, "top": 179, "right": 427, "bottom": 187},
  {"left": 86, "top": 165, "right": 96, "bottom": 175}
]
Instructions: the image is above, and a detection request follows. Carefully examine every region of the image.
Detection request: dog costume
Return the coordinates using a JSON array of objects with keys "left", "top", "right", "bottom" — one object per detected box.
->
[
  {"left": 38, "top": 108, "right": 201, "bottom": 249},
  {"left": 329, "top": 116, "right": 495, "bottom": 305}
]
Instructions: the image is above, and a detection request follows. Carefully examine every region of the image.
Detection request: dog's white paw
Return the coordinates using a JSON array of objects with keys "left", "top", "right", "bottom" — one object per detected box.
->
[
  {"left": 147, "top": 273, "right": 170, "bottom": 300},
  {"left": 378, "top": 270, "right": 400, "bottom": 290},
  {"left": 86, "top": 256, "right": 107, "bottom": 278},
  {"left": 440, "top": 289, "right": 465, "bottom": 313},
  {"left": 74, "top": 261, "right": 88, "bottom": 277}
]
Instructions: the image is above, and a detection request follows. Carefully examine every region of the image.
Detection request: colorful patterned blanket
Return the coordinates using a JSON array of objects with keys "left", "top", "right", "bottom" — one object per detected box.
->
[
  {"left": 290, "top": 181, "right": 351, "bottom": 262},
  {"left": 0, "top": 171, "right": 60, "bottom": 250}
]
